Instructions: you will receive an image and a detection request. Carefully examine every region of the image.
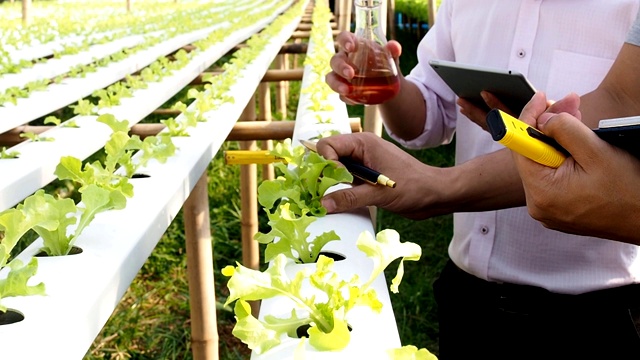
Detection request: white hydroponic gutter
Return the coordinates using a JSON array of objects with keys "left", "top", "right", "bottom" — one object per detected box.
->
[
  {"left": 0, "top": 22, "right": 226, "bottom": 135},
  {"left": 0, "top": 33, "right": 151, "bottom": 93},
  {"left": 0, "top": 1, "right": 290, "bottom": 212},
  {"left": 0, "top": 0, "right": 279, "bottom": 135},
  {"left": 0, "top": 3, "right": 302, "bottom": 359},
  {"left": 252, "top": 22, "right": 403, "bottom": 360},
  {"left": 3, "top": 30, "right": 119, "bottom": 65}
]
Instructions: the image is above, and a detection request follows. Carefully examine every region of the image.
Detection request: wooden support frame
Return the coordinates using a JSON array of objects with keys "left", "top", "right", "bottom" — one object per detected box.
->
[
  {"left": 274, "top": 55, "right": 289, "bottom": 119},
  {"left": 183, "top": 172, "right": 219, "bottom": 360},
  {"left": 0, "top": 119, "right": 362, "bottom": 147},
  {"left": 428, "top": 0, "right": 437, "bottom": 28},
  {"left": 188, "top": 68, "right": 304, "bottom": 86},
  {"left": 257, "top": 83, "right": 275, "bottom": 181},
  {"left": 238, "top": 94, "right": 260, "bottom": 317},
  {"left": 22, "top": 0, "right": 31, "bottom": 26}
]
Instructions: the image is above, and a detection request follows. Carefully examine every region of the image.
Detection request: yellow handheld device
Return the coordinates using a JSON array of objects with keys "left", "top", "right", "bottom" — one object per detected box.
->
[
  {"left": 486, "top": 109, "right": 568, "bottom": 168},
  {"left": 224, "top": 150, "right": 284, "bottom": 165}
]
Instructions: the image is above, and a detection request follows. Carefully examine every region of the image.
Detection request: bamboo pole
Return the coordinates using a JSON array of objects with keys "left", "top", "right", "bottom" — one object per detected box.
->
[
  {"left": 189, "top": 69, "right": 304, "bottom": 86},
  {"left": 126, "top": 0, "right": 131, "bottom": 12},
  {"left": 428, "top": 0, "right": 437, "bottom": 28},
  {"left": 341, "top": 0, "right": 353, "bottom": 32},
  {"left": 387, "top": 0, "right": 396, "bottom": 40},
  {"left": 362, "top": 0, "right": 389, "bottom": 228},
  {"left": 239, "top": 95, "right": 260, "bottom": 317},
  {"left": 274, "top": 55, "right": 288, "bottom": 119},
  {"left": 21, "top": 0, "right": 31, "bottom": 27},
  {"left": 291, "top": 30, "right": 341, "bottom": 39},
  {"left": 184, "top": 172, "right": 218, "bottom": 360},
  {"left": 334, "top": 0, "right": 342, "bottom": 31},
  {"left": 0, "top": 120, "right": 363, "bottom": 147},
  {"left": 257, "top": 83, "right": 274, "bottom": 181}
]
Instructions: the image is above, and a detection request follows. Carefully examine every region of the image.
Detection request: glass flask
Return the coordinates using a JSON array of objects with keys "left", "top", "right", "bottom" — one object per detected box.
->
[{"left": 344, "top": 0, "right": 400, "bottom": 105}]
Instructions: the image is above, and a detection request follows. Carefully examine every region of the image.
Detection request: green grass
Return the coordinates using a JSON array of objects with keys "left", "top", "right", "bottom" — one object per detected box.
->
[{"left": 85, "top": 25, "right": 451, "bottom": 359}]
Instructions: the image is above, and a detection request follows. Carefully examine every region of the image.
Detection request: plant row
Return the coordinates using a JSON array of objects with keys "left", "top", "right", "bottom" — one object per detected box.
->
[{"left": 0, "top": 0, "right": 304, "bottom": 332}]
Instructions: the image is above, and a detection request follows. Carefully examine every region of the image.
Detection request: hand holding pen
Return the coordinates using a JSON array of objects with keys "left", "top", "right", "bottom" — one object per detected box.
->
[
  {"left": 300, "top": 139, "right": 396, "bottom": 188},
  {"left": 313, "top": 133, "right": 437, "bottom": 219}
]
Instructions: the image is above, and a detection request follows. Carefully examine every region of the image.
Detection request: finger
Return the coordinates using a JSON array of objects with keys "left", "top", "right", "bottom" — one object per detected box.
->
[
  {"left": 539, "top": 113, "right": 604, "bottom": 167},
  {"left": 386, "top": 40, "right": 402, "bottom": 59},
  {"left": 316, "top": 133, "right": 356, "bottom": 161},
  {"left": 336, "top": 31, "right": 357, "bottom": 52},
  {"left": 545, "top": 92, "right": 580, "bottom": 118},
  {"left": 458, "top": 98, "right": 489, "bottom": 131},
  {"left": 329, "top": 52, "right": 354, "bottom": 80},
  {"left": 325, "top": 71, "right": 350, "bottom": 96},
  {"left": 316, "top": 133, "right": 375, "bottom": 163},
  {"left": 321, "top": 185, "right": 382, "bottom": 213},
  {"left": 480, "top": 91, "right": 514, "bottom": 115},
  {"left": 518, "top": 92, "right": 548, "bottom": 127}
]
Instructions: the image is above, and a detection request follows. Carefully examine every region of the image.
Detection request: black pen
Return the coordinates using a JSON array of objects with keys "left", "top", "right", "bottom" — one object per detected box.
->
[{"left": 299, "top": 139, "right": 396, "bottom": 188}]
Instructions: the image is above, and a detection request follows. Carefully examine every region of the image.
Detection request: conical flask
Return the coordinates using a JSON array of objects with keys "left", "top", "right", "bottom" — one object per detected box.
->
[{"left": 344, "top": 0, "right": 400, "bottom": 105}]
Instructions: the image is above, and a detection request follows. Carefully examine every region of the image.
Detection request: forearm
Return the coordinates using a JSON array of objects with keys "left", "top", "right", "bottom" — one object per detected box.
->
[
  {"left": 431, "top": 149, "right": 526, "bottom": 215},
  {"left": 580, "top": 42, "right": 640, "bottom": 128},
  {"left": 378, "top": 77, "right": 428, "bottom": 141}
]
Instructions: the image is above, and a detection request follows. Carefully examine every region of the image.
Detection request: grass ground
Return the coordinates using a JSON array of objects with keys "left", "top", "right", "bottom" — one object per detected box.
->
[{"left": 84, "top": 25, "right": 453, "bottom": 359}]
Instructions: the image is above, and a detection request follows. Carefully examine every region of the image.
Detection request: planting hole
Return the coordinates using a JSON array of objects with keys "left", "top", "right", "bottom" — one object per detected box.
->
[
  {"left": 294, "top": 323, "right": 353, "bottom": 338},
  {"left": 299, "top": 251, "right": 346, "bottom": 264},
  {"left": 0, "top": 309, "right": 25, "bottom": 326},
  {"left": 35, "top": 246, "right": 84, "bottom": 257},
  {"left": 317, "top": 251, "right": 346, "bottom": 262},
  {"left": 132, "top": 173, "right": 150, "bottom": 179}
]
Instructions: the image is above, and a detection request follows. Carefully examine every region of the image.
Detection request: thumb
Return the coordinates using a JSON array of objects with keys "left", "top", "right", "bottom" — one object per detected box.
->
[
  {"left": 387, "top": 40, "right": 402, "bottom": 60},
  {"left": 321, "top": 186, "right": 374, "bottom": 214},
  {"left": 519, "top": 92, "right": 548, "bottom": 127},
  {"left": 540, "top": 113, "right": 601, "bottom": 166}
]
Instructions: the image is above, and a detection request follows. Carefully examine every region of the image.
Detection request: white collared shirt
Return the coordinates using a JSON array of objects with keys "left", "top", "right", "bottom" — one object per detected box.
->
[{"left": 387, "top": 0, "right": 640, "bottom": 294}]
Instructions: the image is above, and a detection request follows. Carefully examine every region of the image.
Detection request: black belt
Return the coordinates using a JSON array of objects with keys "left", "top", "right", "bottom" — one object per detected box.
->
[{"left": 442, "top": 260, "right": 640, "bottom": 313}]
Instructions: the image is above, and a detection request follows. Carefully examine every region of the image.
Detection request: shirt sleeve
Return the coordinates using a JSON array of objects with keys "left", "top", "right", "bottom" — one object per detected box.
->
[
  {"left": 627, "top": 10, "right": 640, "bottom": 45},
  {"left": 384, "top": 1, "right": 459, "bottom": 150}
]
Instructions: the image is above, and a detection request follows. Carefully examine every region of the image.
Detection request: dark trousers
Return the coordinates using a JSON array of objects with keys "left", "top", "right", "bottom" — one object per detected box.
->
[{"left": 434, "top": 260, "right": 640, "bottom": 360}]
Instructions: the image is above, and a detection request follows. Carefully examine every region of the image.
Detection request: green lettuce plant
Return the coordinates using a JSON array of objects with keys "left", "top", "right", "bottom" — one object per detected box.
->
[
  {"left": 223, "top": 229, "right": 421, "bottom": 353},
  {"left": 257, "top": 139, "right": 352, "bottom": 218}
]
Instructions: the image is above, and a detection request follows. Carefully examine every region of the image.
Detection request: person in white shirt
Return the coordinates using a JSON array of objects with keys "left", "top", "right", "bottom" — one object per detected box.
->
[
  {"left": 321, "top": 1, "right": 640, "bottom": 358},
  {"left": 510, "top": 21, "right": 640, "bottom": 243}
]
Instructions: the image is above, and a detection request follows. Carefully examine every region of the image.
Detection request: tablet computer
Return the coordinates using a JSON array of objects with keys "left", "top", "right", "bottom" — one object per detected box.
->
[
  {"left": 429, "top": 59, "right": 537, "bottom": 114},
  {"left": 594, "top": 115, "right": 640, "bottom": 159}
]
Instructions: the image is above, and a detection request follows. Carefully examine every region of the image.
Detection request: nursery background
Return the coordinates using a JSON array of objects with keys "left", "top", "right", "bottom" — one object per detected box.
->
[{"left": 0, "top": 0, "right": 452, "bottom": 359}]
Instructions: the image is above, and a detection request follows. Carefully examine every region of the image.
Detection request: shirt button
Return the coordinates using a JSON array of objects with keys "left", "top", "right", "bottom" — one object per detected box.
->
[
  {"left": 481, "top": 226, "right": 489, "bottom": 235},
  {"left": 517, "top": 49, "right": 526, "bottom": 58}
]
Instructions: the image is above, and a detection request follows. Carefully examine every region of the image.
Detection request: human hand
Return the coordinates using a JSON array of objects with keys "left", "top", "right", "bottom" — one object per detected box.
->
[
  {"left": 514, "top": 92, "right": 640, "bottom": 243},
  {"left": 316, "top": 133, "right": 449, "bottom": 220},
  {"left": 325, "top": 31, "right": 402, "bottom": 105},
  {"left": 457, "top": 91, "right": 508, "bottom": 131},
  {"left": 458, "top": 91, "right": 554, "bottom": 132}
]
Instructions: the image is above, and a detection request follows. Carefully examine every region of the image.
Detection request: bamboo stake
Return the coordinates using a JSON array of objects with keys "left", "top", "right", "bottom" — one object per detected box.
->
[
  {"left": 387, "top": 0, "right": 396, "bottom": 40},
  {"left": 274, "top": 55, "right": 288, "bottom": 119},
  {"left": 239, "top": 95, "right": 260, "bottom": 317},
  {"left": 184, "top": 172, "right": 219, "bottom": 360},
  {"left": 428, "top": 0, "right": 437, "bottom": 28},
  {"left": 21, "top": 0, "right": 31, "bottom": 27},
  {"left": 334, "top": 0, "right": 342, "bottom": 31},
  {"left": 0, "top": 119, "right": 363, "bottom": 147},
  {"left": 257, "top": 83, "right": 275, "bottom": 181},
  {"left": 291, "top": 30, "right": 341, "bottom": 39}
]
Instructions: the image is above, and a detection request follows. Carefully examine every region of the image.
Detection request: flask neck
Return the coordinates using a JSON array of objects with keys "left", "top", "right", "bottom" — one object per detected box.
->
[{"left": 354, "top": 0, "right": 385, "bottom": 41}]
